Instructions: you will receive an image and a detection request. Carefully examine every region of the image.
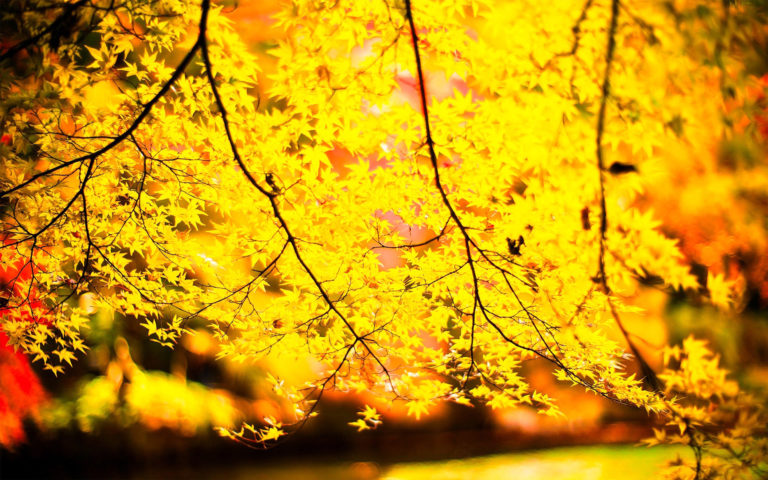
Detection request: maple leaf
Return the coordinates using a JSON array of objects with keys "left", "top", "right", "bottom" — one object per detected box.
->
[
  {"left": 348, "top": 419, "right": 371, "bottom": 432},
  {"left": 259, "top": 426, "right": 285, "bottom": 442}
]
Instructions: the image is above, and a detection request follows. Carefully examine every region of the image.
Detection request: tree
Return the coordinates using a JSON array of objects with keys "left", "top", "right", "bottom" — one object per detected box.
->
[{"left": 1, "top": 0, "right": 766, "bottom": 477}]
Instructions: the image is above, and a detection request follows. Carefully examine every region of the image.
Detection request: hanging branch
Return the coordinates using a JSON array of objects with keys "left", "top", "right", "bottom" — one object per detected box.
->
[
  {"left": 403, "top": 0, "right": 628, "bottom": 403},
  {"left": 595, "top": 0, "right": 619, "bottom": 290},
  {"left": 592, "top": 0, "right": 662, "bottom": 393},
  {"left": 197, "top": 5, "right": 394, "bottom": 445}
]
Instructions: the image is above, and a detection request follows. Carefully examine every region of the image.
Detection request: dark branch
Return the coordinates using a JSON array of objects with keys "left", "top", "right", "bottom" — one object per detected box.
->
[{"left": 404, "top": 0, "right": 625, "bottom": 402}]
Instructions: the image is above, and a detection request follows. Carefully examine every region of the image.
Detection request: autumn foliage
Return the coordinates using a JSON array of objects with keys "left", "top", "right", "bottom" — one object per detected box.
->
[
  {"left": 1, "top": 0, "right": 767, "bottom": 477},
  {"left": 0, "top": 242, "right": 48, "bottom": 448}
]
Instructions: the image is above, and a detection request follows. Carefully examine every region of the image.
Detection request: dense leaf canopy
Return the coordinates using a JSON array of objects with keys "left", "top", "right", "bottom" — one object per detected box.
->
[{"left": 1, "top": 0, "right": 767, "bottom": 477}]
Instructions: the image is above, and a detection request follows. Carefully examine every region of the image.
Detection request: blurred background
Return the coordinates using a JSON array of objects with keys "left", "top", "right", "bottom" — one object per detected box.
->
[{"left": 2, "top": 1, "right": 768, "bottom": 478}]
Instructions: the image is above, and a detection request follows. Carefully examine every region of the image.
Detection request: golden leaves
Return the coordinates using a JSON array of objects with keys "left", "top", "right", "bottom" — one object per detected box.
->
[
  {"left": 0, "top": 0, "right": 760, "bottom": 464},
  {"left": 348, "top": 405, "right": 382, "bottom": 431},
  {"left": 651, "top": 335, "right": 767, "bottom": 478}
]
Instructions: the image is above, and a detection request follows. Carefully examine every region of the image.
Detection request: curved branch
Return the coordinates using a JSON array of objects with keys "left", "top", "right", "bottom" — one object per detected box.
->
[
  {"left": 404, "top": 0, "right": 622, "bottom": 402},
  {"left": 592, "top": 0, "right": 662, "bottom": 393},
  {"left": 595, "top": 0, "right": 619, "bottom": 290},
  {"left": 198, "top": 16, "right": 393, "bottom": 397},
  {"left": 2, "top": 0, "right": 209, "bottom": 202}
]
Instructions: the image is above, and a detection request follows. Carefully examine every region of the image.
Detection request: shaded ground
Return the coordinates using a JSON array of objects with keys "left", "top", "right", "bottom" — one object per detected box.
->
[
  {"left": 0, "top": 415, "right": 656, "bottom": 479},
  {"left": 2, "top": 443, "right": 687, "bottom": 479},
  {"left": 125, "top": 445, "right": 689, "bottom": 479}
]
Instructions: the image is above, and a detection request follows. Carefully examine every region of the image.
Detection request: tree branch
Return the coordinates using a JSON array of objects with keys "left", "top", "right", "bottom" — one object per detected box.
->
[{"left": 404, "top": 0, "right": 624, "bottom": 402}]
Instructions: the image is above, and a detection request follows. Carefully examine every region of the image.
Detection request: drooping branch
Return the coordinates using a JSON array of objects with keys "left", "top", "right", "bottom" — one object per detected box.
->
[
  {"left": 403, "top": 0, "right": 624, "bottom": 402},
  {"left": 592, "top": 0, "right": 662, "bottom": 394},
  {"left": 0, "top": 0, "right": 217, "bottom": 360},
  {"left": 595, "top": 0, "right": 619, "bottom": 290},
  {"left": 197, "top": 11, "right": 395, "bottom": 428},
  {"left": 1, "top": 0, "right": 211, "bottom": 208}
]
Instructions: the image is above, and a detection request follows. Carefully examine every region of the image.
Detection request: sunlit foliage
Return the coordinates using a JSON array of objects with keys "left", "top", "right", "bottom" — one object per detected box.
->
[{"left": 1, "top": 0, "right": 766, "bottom": 476}]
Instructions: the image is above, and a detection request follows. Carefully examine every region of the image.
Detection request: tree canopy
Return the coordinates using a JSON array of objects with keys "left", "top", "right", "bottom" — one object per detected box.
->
[{"left": 1, "top": 0, "right": 767, "bottom": 477}]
